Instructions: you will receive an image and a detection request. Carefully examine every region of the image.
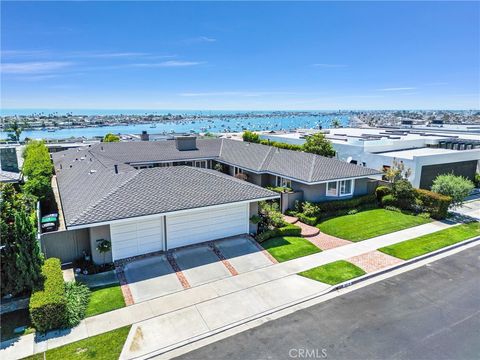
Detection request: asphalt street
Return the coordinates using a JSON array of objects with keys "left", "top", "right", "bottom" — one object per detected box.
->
[{"left": 177, "top": 245, "right": 480, "bottom": 360}]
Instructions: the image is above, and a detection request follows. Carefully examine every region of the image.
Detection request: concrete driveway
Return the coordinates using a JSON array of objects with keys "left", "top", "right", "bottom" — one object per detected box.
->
[{"left": 123, "top": 236, "right": 273, "bottom": 303}]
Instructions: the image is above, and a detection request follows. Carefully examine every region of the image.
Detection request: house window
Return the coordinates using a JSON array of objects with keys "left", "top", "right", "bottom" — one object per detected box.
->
[
  {"left": 327, "top": 181, "right": 337, "bottom": 196},
  {"left": 194, "top": 160, "right": 207, "bottom": 168},
  {"left": 276, "top": 176, "right": 292, "bottom": 188},
  {"left": 339, "top": 180, "right": 353, "bottom": 196},
  {"left": 234, "top": 166, "right": 243, "bottom": 175}
]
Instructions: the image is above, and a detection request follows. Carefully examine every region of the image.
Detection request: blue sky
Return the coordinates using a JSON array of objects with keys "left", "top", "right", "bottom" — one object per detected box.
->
[{"left": 1, "top": 1, "right": 479, "bottom": 110}]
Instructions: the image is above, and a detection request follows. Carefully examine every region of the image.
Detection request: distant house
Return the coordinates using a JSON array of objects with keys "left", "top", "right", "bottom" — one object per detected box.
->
[
  {"left": 261, "top": 127, "right": 480, "bottom": 189},
  {"left": 44, "top": 137, "right": 381, "bottom": 263}
]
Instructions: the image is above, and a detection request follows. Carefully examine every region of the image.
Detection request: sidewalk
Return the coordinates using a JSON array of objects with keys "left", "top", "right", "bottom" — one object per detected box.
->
[{"left": 0, "top": 219, "right": 459, "bottom": 359}]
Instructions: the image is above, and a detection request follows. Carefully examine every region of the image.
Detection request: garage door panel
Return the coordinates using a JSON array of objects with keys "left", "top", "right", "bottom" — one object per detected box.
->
[
  {"left": 166, "top": 203, "right": 248, "bottom": 249},
  {"left": 110, "top": 217, "right": 164, "bottom": 261}
]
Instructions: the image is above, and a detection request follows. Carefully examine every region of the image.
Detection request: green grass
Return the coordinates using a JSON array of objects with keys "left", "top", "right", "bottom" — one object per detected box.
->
[
  {"left": 85, "top": 284, "right": 125, "bottom": 318},
  {"left": 299, "top": 260, "right": 366, "bottom": 285},
  {"left": 261, "top": 236, "right": 321, "bottom": 262},
  {"left": 317, "top": 208, "right": 430, "bottom": 241},
  {"left": 25, "top": 325, "right": 131, "bottom": 360},
  {"left": 379, "top": 222, "right": 480, "bottom": 260},
  {"left": 0, "top": 308, "right": 35, "bottom": 341}
]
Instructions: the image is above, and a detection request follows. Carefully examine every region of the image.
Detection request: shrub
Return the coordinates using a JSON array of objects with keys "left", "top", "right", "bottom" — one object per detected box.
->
[
  {"left": 296, "top": 212, "right": 318, "bottom": 226},
  {"left": 431, "top": 173, "right": 474, "bottom": 208},
  {"left": 415, "top": 188, "right": 452, "bottom": 220},
  {"left": 475, "top": 173, "right": 480, "bottom": 188},
  {"left": 381, "top": 194, "right": 397, "bottom": 207},
  {"left": 265, "top": 186, "right": 293, "bottom": 193},
  {"left": 103, "top": 133, "right": 120, "bottom": 142},
  {"left": 375, "top": 185, "right": 391, "bottom": 202},
  {"left": 242, "top": 130, "right": 260, "bottom": 143},
  {"left": 392, "top": 179, "right": 416, "bottom": 210},
  {"left": 29, "top": 258, "right": 66, "bottom": 332},
  {"left": 418, "top": 212, "right": 431, "bottom": 220},
  {"left": 256, "top": 224, "right": 301, "bottom": 242},
  {"left": 347, "top": 209, "right": 358, "bottom": 215},
  {"left": 303, "top": 133, "right": 336, "bottom": 157},
  {"left": 259, "top": 139, "right": 304, "bottom": 151},
  {"left": 258, "top": 201, "right": 284, "bottom": 230},
  {"left": 63, "top": 282, "right": 91, "bottom": 328},
  {"left": 317, "top": 194, "right": 377, "bottom": 213},
  {"left": 384, "top": 205, "right": 401, "bottom": 212},
  {"left": 302, "top": 201, "right": 320, "bottom": 217}
]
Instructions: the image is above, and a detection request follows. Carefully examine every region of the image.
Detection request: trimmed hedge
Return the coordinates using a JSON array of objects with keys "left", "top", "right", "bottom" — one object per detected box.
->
[
  {"left": 375, "top": 186, "right": 391, "bottom": 202},
  {"left": 415, "top": 189, "right": 452, "bottom": 220},
  {"left": 317, "top": 194, "right": 377, "bottom": 213},
  {"left": 29, "top": 258, "right": 66, "bottom": 332},
  {"left": 257, "top": 224, "right": 301, "bottom": 242},
  {"left": 381, "top": 194, "right": 397, "bottom": 207},
  {"left": 296, "top": 212, "right": 318, "bottom": 226}
]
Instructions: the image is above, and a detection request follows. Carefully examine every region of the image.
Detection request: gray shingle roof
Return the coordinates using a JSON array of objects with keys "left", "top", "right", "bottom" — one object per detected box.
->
[
  {"left": 59, "top": 166, "right": 277, "bottom": 227},
  {"left": 53, "top": 138, "right": 381, "bottom": 227}
]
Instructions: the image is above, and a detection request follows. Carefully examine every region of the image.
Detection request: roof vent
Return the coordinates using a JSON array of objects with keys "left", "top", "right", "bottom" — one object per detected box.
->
[
  {"left": 114, "top": 164, "right": 118, "bottom": 174},
  {"left": 89, "top": 169, "right": 97, "bottom": 174},
  {"left": 175, "top": 136, "right": 197, "bottom": 151},
  {"left": 101, "top": 146, "right": 104, "bottom": 151}
]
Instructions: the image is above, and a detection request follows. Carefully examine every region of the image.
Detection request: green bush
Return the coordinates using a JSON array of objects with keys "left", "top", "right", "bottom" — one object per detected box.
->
[
  {"left": 347, "top": 209, "right": 358, "bottom": 215},
  {"left": 415, "top": 189, "right": 452, "bottom": 220},
  {"left": 242, "top": 130, "right": 260, "bottom": 143},
  {"left": 302, "top": 201, "right": 320, "bottom": 217},
  {"left": 64, "top": 282, "right": 91, "bottom": 328},
  {"left": 475, "top": 173, "right": 480, "bottom": 188},
  {"left": 384, "top": 205, "right": 401, "bottom": 212},
  {"left": 381, "top": 194, "right": 397, "bottom": 207},
  {"left": 259, "top": 139, "right": 304, "bottom": 151},
  {"left": 265, "top": 186, "right": 293, "bottom": 193},
  {"left": 257, "top": 224, "right": 301, "bottom": 242},
  {"left": 296, "top": 212, "right": 318, "bottom": 226},
  {"left": 392, "top": 179, "right": 416, "bottom": 210},
  {"left": 29, "top": 258, "right": 66, "bottom": 332},
  {"left": 317, "top": 194, "right": 377, "bottom": 213},
  {"left": 431, "top": 173, "right": 474, "bottom": 209},
  {"left": 375, "top": 185, "right": 392, "bottom": 202}
]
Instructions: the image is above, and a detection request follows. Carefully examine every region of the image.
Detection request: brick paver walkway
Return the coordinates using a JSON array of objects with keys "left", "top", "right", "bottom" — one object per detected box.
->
[
  {"left": 166, "top": 252, "right": 191, "bottom": 289},
  {"left": 348, "top": 250, "right": 404, "bottom": 273},
  {"left": 208, "top": 242, "right": 239, "bottom": 276},
  {"left": 283, "top": 215, "right": 299, "bottom": 224},
  {"left": 295, "top": 221, "right": 320, "bottom": 237},
  {"left": 115, "top": 266, "right": 135, "bottom": 306},
  {"left": 307, "top": 233, "right": 352, "bottom": 250}
]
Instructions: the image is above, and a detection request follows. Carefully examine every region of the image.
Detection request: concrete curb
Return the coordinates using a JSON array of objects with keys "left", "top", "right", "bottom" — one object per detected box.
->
[{"left": 134, "top": 235, "right": 480, "bottom": 360}]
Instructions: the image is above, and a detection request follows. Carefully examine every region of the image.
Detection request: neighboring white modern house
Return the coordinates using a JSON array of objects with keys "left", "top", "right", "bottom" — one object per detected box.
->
[
  {"left": 261, "top": 127, "right": 480, "bottom": 189},
  {"left": 43, "top": 137, "right": 381, "bottom": 264}
]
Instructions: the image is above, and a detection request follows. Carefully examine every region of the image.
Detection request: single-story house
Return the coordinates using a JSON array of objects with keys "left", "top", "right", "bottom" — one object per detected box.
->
[{"left": 45, "top": 137, "right": 381, "bottom": 263}]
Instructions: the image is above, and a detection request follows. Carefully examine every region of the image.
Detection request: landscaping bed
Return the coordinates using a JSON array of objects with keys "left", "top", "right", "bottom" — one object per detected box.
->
[
  {"left": 379, "top": 222, "right": 480, "bottom": 260},
  {"left": 299, "top": 260, "right": 366, "bottom": 285},
  {"left": 25, "top": 325, "right": 131, "bottom": 360},
  {"left": 261, "top": 236, "right": 321, "bottom": 262},
  {"left": 85, "top": 284, "right": 125, "bottom": 317},
  {"left": 316, "top": 208, "right": 430, "bottom": 241}
]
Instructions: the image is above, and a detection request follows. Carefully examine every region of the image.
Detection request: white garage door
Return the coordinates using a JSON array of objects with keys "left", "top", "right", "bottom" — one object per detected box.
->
[
  {"left": 110, "top": 217, "right": 164, "bottom": 260},
  {"left": 166, "top": 203, "right": 248, "bottom": 249}
]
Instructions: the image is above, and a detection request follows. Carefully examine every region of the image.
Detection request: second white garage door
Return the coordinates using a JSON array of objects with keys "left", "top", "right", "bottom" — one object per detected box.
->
[
  {"left": 110, "top": 217, "right": 165, "bottom": 261},
  {"left": 166, "top": 203, "right": 249, "bottom": 249}
]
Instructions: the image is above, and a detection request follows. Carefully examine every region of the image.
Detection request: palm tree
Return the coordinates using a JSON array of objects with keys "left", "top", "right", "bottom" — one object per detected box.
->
[
  {"left": 7, "top": 120, "right": 22, "bottom": 141},
  {"left": 331, "top": 118, "right": 341, "bottom": 128}
]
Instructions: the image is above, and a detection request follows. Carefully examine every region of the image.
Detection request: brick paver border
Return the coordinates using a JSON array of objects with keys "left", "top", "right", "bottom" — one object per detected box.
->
[
  {"left": 166, "top": 252, "right": 191, "bottom": 289},
  {"left": 114, "top": 265, "right": 135, "bottom": 306},
  {"left": 208, "top": 242, "right": 239, "bottom": 276}
]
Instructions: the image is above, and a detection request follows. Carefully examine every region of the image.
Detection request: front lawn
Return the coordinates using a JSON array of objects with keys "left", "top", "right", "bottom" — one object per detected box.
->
[
  {"left": 0, "top": 308, "right": 34, "bottom": 341},
  {"left": 86, "top": 284, "right": 125, "bottom": 318},
  {"left": 25, "top": 325, "right": 131, "bottom": 360},
  {"left": 317, "top": 208, "right": 430, "bottom": 241},
  {"left": 379, "top": 222, "right": 480, "bottom": 260},
  {"left": 261, "top": 236, "right": 321, "bottom": 262},
  {"left": 299, "top": 260, "right": 366, "bottom": 285}
]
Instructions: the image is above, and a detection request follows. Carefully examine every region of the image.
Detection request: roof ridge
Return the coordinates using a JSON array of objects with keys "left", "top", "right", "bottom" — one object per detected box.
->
[{"left": 68, "top": 170, "right": 141, "bottom": 225}]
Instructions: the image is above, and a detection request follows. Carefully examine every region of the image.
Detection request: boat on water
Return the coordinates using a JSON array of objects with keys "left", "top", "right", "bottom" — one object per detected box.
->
[{"left": 150, "top": 124, "right": 157, "bottom": 128}]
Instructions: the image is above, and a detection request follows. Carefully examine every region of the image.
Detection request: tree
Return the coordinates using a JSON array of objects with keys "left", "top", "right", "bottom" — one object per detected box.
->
[
  {"left": 383, "top": 159, "right": 412, "bottom": 184},
  {"left": 392, "top": 179, "right": 416, "bottom": 210},
  {"left": 96, "top": 239, "right": 111, "bottom": 266},
  {"left": 431, "top": 174, "right": 474, "bottom": 209},
  {"left": 331, "top": 118, "right": 341, "bottom": 128},
  {"left": 0, "top": 184, "right": 43, "bottom": 297},
  {"left": 6, "top": 120, "right": 22, "bottom": 141},
  {"left": 242, "top": 130, "right": 260, "bottom": 143},
  {"left": 303, "top": 133, "right": 335, "bottom": 157},
  {"left": 103, "top": 133, "right": 120, "bottom": 142}
]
